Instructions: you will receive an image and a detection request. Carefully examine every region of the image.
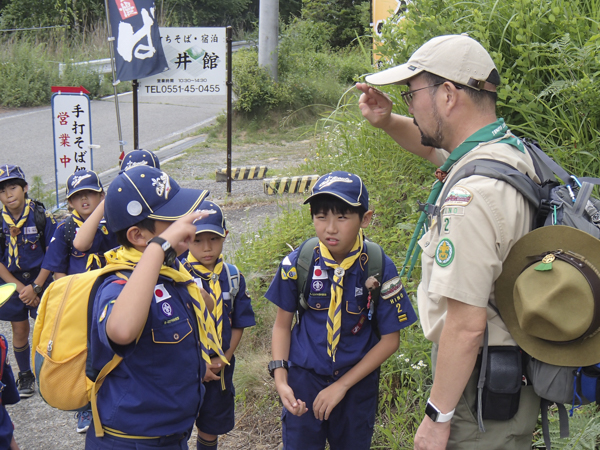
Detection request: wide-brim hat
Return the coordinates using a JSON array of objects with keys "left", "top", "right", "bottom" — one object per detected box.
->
[
  {"left": 495, "top": 225, "right": 600, "bottom": 366},
  {"left": 105, "top": 166, "right": 209, "bottom": 232},
  {"left": 365, "top": 34, "right": 498, "bottom": 92}
]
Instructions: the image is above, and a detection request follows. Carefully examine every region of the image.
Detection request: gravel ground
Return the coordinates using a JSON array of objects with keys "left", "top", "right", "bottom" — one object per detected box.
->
[{"left": 2, "top": 137, "right": 313, "bottom": 449}]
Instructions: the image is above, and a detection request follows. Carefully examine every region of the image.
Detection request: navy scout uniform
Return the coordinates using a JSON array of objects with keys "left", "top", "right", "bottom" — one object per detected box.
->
[
  {"left": 419, "top": 121, "right": 542, "bottom": 449},
  {"left": 184, "top": 261, "right": 255, "bottom": 435},
  {"left": 0, "top": 203, "right": 56, "bottom": 321},
  {"left": 266, "top": 244, "right": 417, "bottom": 450}
]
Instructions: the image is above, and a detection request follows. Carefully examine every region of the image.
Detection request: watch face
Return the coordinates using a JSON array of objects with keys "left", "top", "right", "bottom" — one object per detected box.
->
[{"left": 425, "top": 402, "right": 439, "bottom": 422}]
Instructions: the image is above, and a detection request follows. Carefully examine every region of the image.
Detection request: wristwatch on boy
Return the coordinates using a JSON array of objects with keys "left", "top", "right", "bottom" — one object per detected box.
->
[
  {"left": 268, "top": 360, "right": 289, "bottom": 378},
  {"left": 31, "top": 283, "right": 43, "bottom": 295},
  {"left": 147, "top": 237, "right": 177, "bottom": 266},
  {"left": 425, "top": 398, "right": 455, "bottom": 423}
]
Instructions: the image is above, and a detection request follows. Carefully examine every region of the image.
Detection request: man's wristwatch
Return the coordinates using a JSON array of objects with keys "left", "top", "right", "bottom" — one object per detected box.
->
[
  {"left": 425, "top": 398, "right": 455, "bottom": 423},
  {"left": 268, "top": 360, "right": 289, "bottom": 378},
  {"left": 31, "top": 283, "right": 43, "bottom": 295},
  {"left": 147, "top": 237, "right": 177, "bottom": 266}
]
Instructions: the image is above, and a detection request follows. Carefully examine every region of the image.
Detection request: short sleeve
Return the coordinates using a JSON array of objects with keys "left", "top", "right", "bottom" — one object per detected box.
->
[
  {"left": 264, "top": 249, "right": 301, "bottom": 313},
  {"left": 375, "top": 256, "right": 418, "bottom": 335},
  {"left": 44, "top": 211, "right": 57, "bottom": 250},
  {"left": 42, "top": 222, "right": 69, "bottom": 273},
  {"left": 231, "top": 273, "right": 256, "bottom": 329}
]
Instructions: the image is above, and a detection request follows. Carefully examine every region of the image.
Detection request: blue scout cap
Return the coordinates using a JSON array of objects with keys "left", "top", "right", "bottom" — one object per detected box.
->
[
  {"left": 120, "top": 149, "right": 160, "bottom": 173},
  {"left": 304, "top": 171, "right": 369, "bottom": 211},
  {"left": 65, "top": 169, "right": 103, "bottom": 199},
  {"left": 0, "top": 165, "right": 26, "bottom": 183},
  {"left": 194, "top": 200, "right": 227, "bottom": 237},
  {"left": 104, "top": 166, "right": 209, "bottom": 232}
]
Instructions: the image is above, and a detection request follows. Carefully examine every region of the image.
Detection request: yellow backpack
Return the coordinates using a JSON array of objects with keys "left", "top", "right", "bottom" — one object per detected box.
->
[{"left": 32, "top": 264, "right": 133, "bottom": 436}]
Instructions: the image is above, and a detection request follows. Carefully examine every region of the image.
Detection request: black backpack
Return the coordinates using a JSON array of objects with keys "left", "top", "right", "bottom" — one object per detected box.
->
[{"left": 0, "top": 200, "right": 49, "bottom": 255}]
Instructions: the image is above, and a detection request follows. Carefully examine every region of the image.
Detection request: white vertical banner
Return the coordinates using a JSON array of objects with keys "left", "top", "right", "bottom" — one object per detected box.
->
[
  {"left": 139, "top": 27, "right": 226, "bottom": 96},
  {"left": 51, "top": 93, "right": 93, "bottom": 189}
]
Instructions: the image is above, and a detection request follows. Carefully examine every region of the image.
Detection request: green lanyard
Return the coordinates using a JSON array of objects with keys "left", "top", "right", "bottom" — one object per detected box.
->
[{"left": 400, "top": 119, "right": 524, "bottom": 278}]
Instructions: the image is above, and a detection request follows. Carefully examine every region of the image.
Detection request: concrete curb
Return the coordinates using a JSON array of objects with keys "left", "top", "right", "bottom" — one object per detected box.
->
[
  {"left": 263, "top": 175, "right": 319, "bottom": 195},
  {"left": 215, "top": 166, "right": 268, "bottom": 182}
]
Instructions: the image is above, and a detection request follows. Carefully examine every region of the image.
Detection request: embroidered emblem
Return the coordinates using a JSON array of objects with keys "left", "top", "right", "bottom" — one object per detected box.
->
[
  {"left": 125, "top": 160, "right": 148, "bottom": 170},
  {"left": 381, "top": 276, "right": 403, "bottom": 300},
  {"left": 312, "top": 280, "right": 324, "bottom": 292},
  {"left": 408, "top": 65, "right": 417, "bottom": 71},
  {"left": 355, "top": 287, "right": 363, "bottom": 297},
  {"left": 317, "top": 175, "right": 352, "bottom": 189},
  {"left": 152, "top": 172, "right": 171, "bottom": 198},
  {"left": 435, "top": 238, "right": 455, "bottom": 267},
  {"left": 154, "top": 284, "right": 172, "bottom": 303},
  {"left": 443, "top": 186, "right": 473, "bottom": 206},
  {"left": 30, "top": 243, "right": 37, "bottom": 250},
  {"left": 281, "top": 267, "right": 288, "bottom": 280},
  {"left": 286, "top": 268, "right": 297, "bottom": 280},
  {"left": 442, "top": 206, "right": 465, "bottom": 216},
  {"left": 313, "top": 266, "right": 328, "bottom": 280},
  {"left": 351, "top": 315, "right": 367, "bottom": 335},
  {"left": 161, "top": 302, "right": 173, "bottom": 317},
  {"left": 71, "top": 173, "right": 92, "bottom": 188},
  {"left": 99, "top": 305, "right": 108, "bottom": 322},
  {"left": 0, "top": 168, "right": 4, "bottom": 177}
]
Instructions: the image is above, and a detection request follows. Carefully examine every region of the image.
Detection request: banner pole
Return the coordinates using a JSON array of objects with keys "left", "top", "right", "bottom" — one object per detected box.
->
[
  {"left": 132, "top": 79, "right": 139, "bottom": 149},
  {"left": 103, "top": 0, "right": 126, "bottom": 161},
  {"left": 226, "top": 26, "right": 233, "bottom": 194}
]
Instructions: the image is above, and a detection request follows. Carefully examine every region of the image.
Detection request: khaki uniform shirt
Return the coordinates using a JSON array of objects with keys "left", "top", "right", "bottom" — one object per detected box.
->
[{"left": 418, "top": 136, "right": 539, "bottom": 346}]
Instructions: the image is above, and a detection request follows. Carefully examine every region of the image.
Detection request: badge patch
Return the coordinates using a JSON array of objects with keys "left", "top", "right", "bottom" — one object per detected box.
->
[
  {"left": 282, "top": 256, "right": 292, "bottom": 266},
  {"left": 435, "top": 238, "right": 455, "bottom": 267},
  {"left": 313, "top": 266, "right": 328, "bottom": 280},
  {"left": 161, "top": 302, "right": 173, "bottom": 317},
  {"left": 355, "top": 287, "right": 363, "bottom": 297},
  {"left": 312, "top": 280, "right": 324, "bottom": 292},
  {"left": 281, "top": 268, "right": 288, "bottom": 280},
  {"left": 99, "top": 305, "right": 108, "bottom": 322},
  {"left": 381, "top": 277, "right": 403, "bottom": 300},
  {"left": 442, "top": 206, "right": 465, "bottom": 216},
  {"left": 154, "top": 284, "right": 171, "bottom": 303},
  {"left": 30, "top": 243, "right": 37, "bottom": 250},
  {"left": 24, "top": 226, "right": 37, "bottom": 235},
  {"left": 443, "top": 186, "right": 473, "bottom": 206}
]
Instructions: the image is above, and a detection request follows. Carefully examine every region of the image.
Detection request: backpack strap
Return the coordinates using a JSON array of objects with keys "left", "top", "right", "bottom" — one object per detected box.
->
[
  {"left": 0, "top": 216, "right": 5, "bottom": 258},
  {"left": 295, "top": 237, "right": 320, "bottom": 323},
  {"left": 223, "top": 262, "right": 240, "bottom": 313},
  {"left": 32, "top": 200, "right": 49, "bottom": 251},
  {"left": 540, "top": 398, "right": 569, "bottom": 449},
  {"left": 63, "top": 215, "right": 77, "bottom": 254}
]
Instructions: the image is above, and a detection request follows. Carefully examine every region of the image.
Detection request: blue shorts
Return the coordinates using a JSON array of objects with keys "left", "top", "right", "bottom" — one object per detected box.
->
[
  {"left": 0, "top": 271, "right": 44, "bottom": 322},
  {"left": 195, "top": 356, "right": 236, "bottom": 435},
  {"left": 85, "top": 421, "right": 190, "bottom": 449},
  {"left": 282, "top": 365, "right": 379, "bottom": 450}
]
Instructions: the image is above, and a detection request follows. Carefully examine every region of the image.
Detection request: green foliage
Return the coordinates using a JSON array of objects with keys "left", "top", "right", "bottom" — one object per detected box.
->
[
  {"left": 302, "top": 0, "right": 371, "bottom": 48},
  {"left": 232, "top": 18, "right": 372, "bottom": 116}
]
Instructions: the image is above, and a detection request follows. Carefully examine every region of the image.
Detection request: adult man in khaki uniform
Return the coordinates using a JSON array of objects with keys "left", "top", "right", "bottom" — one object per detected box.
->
[{"left": 356, "top": 35, "right": 541, "bottom": 449}]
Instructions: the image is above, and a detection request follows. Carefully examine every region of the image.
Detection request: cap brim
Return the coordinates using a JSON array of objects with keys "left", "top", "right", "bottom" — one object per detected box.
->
[
  {"left": 365, "top": 63, "right": 424, "bottom": 86},
  {"left": 495, "top": 225, "right": 600, "bottom": 366},
  {"left": 67, "top": 186, "right": 103, "bottom": 199},
  {"left": 303, "top": 191, "right": 362, "bottom": 207},
  {"left": 195, "top": 225, "right": 226, "bottom": 237},
  {"left": 148, "top": 188, "right": 209, "bottom": 221}
]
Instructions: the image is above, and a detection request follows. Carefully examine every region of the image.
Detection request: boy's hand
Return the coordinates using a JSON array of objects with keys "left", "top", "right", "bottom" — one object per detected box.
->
[
  {"left": 275, "top": 381, "right": 308, "bottom": 417},
  {"left": 159, "top": 210, "right": 208, "bottom": 255},
  {"left": 312, "top": 381, "right": 349, "bottom": 421},
  {"left": 203, "top": 361, "right": 222, "bottom": 382},
  {"left": 18, "top": 285, "right": 36, "bottom": 303},
  {"left": 209, "top": 356, "right": 223, "bottom": 375}
]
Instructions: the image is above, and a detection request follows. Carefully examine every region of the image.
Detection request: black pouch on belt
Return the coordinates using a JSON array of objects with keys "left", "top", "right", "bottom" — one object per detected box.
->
[{"left": 478, "top": 345, "right": 522, "bottom": 421}]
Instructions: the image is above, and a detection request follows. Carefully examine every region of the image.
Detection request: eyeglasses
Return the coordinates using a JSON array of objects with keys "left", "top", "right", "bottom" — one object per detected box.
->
[{"left": 400, "top": 83, "right": 444, "bottom": 106}]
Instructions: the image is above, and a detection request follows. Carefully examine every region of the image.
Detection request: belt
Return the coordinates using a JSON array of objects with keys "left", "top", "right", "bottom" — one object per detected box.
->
[{"left": 103, "top": 427, "right": 188, "bottom": 444}]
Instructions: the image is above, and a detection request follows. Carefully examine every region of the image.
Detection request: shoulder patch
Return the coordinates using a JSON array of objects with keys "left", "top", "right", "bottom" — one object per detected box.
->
[
  {"left": 442, "top": 206, "right": 465, "bottom": 216},
  {"left": 435, "top": 238, "right": 455, "bottom": 267},
  {"left": 443, "top": 186, "right": 473, "bottom": 206},
  {"left": 286, "top": 267, "right": 297, "bottom": 280},
  {"left": 381, "top": 276, "right": 403, "bottom": 300}
]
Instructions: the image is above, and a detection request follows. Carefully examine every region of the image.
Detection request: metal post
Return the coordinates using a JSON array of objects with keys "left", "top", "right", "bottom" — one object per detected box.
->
[
  {"left": 258, "top": 0, "right": 279, "bottom": 81},
  {"left": 132, "top": 79, "right": 139, "bottom": 150},
  {"left": 103, "top": 0, "right": 125, "bottom": 160},
  {"left": 226, "top": 26, "right": 233, "bottom": 194}
]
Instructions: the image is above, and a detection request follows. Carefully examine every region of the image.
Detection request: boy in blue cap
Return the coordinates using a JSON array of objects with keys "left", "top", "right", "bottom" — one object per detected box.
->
[
  {"left": 119, "top": 148, "right": 160, "bottom": 173},
  {"left": 86, "top": 166, "right": 226, "bottom": 449},
  {"left": 182, "top": 200, "right": 256, "bottom": 450},
  {"left": 42, "top": 169, "right": 118, "bottom": 433},
  {"left": 266, "top": 171, "right": 417, "bottom": 450},
  {"left": 0, "top": 164, "right": 56, "bottom": 399}
]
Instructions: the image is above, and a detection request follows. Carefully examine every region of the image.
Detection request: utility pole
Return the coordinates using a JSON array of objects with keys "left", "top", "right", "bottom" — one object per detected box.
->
[{"left": 258, "top": 0, "right": 279, "bottom": 81}]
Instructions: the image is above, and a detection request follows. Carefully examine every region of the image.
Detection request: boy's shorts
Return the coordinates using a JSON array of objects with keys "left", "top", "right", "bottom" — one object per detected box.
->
[
  {"left": 0, "top": 271, "right": 45, "bottom": 322},
  {"left": 196, "top": 356, "right": 236, "bottom": 435},
  {"left": 281, "top": 365, "right": 379, "bottom": 450}
]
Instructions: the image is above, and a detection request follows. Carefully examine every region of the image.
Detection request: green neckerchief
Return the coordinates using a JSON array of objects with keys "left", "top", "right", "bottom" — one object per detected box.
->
[{"left": 400, "top": 118, "right": 524, "bottom": 278}]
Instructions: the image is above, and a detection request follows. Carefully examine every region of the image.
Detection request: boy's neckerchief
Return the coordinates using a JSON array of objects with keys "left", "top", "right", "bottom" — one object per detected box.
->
[
  {"left": 319, "top": 230, "right": 364, "bottom": 361},
  {"left": 400, "top": 118, "right": 525, "bottom": 278},
  {"left": 104, "top": 246, "right": 228, "bottom": 366},
  {"left": 186, "top": 253, "right": 224, "bottom": 345},
  {"left": 70, "top": 211, "right": 102, "bottom": 271},
  {"left": 2, "top": 199, "right": 33, "bottom": 269}
]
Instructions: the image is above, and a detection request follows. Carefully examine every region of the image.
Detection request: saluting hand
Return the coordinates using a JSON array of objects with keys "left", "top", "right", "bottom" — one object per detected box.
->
[{"left": 356, "top": 83, "right": 394, "bottom": 129}]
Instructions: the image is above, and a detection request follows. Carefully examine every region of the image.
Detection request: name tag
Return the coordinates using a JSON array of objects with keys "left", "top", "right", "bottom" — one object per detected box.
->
[
  {"left": 222, "top": 292, "right": 231, "bottom": 300},
  {"left": 24, "top": 226, "right": 37, "bottom": 235}
]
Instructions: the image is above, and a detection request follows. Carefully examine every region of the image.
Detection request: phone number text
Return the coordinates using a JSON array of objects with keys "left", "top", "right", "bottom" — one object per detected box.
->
[{"left": 145, "top": 84, "right": 222, "bottom": 94}]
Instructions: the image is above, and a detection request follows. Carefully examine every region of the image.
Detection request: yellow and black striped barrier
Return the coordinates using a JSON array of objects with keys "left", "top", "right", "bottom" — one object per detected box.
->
[
  {"left": 215, "top": 166, "right": 268, "bottom": 182},
  {"left": 263, "top": 175, "right": 320, "bottom": 195}
]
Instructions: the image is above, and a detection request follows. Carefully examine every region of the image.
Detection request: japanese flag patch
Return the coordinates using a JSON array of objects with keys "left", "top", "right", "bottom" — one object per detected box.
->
[
  {"left": 154, "top": 284, "right": 171, "bottom": 303},
  {"left": 313, "top": 266, "right": 328, "bottom": 280}
]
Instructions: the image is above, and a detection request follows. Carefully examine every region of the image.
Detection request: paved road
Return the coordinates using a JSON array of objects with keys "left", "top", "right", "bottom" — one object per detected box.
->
[{"left": 0, "top": 92, "right": 226, "bottom": 190}]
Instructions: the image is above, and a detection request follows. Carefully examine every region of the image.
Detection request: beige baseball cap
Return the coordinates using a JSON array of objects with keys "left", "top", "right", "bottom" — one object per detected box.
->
[{"left": 365, "top": 34, "right": 499, "bottom": 91}]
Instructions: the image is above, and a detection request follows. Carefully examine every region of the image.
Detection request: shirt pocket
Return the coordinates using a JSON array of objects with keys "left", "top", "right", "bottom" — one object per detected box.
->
[
  {"left": 346, "top": 296, "right": 365, "bottom": 315},
  {"left": 151, "top": 318, "right": 193, "bottom": 344},
  {"left": 307, "top": 294, "right": 330, "bottom": 311},
  {"left": 420, "top": 228, "right": 437, "bottom": 259}
]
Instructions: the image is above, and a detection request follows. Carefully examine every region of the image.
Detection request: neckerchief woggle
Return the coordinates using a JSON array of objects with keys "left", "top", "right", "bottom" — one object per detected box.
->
[
  {"left": 400, "top": 119, "right": 524, "bottom": 278},
  {"left": 2, "top": 199, "right": 33, "bottom": 269},
  {"left": 319, "top": 230, "right": 364, "bottom": 361},
  {"left": 186, "top": 252, "right": 225, "bottom": 346},
  {"left": 104, "top": 246, "right": 228, "bottom": 366}
]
